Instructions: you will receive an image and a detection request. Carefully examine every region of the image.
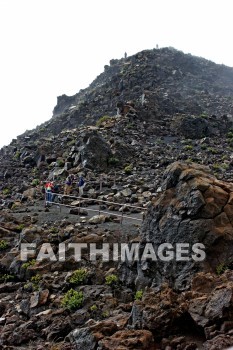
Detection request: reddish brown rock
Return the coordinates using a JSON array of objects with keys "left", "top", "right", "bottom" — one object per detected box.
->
[
  {"left": 137, "top": 162, "right": 233, "bottom": 291},
  {"left": 98, "top": 329, "right": 154, "bottom": 350}
]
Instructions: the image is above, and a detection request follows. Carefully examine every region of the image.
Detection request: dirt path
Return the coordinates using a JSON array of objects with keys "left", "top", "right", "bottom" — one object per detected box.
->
[{"left": 11, "top": 199, "right": 143, "bottom": 239}]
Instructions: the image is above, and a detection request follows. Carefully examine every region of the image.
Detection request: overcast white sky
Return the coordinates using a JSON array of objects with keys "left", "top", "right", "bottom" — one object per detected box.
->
[{"left": 0, "top": 0, "right": 232, "bottom": 148}]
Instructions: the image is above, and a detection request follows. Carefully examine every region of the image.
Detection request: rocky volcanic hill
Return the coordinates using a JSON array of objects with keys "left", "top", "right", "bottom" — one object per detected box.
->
[{"left": 0, "top": 47, "right": 233, "bottom": 350}]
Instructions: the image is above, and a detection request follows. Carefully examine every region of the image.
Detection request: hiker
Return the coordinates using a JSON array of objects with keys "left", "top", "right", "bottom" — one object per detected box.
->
[
  {"left": 45, "top": 181, "right": 54, "bottom": 204},
  {"left": 64, "top": 174, "right": 75, "bottom": 195},
  {"left": 78, "top": 176, "right": 85, "bottom": 196},
  {"left": 51, "top": 183, "right": 60, "bottom": 202}
]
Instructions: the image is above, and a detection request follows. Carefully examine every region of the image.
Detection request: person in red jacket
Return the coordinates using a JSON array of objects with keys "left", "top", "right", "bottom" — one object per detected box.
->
[{"left": 45, "top": 181, "right": 54, "bottom": 205}]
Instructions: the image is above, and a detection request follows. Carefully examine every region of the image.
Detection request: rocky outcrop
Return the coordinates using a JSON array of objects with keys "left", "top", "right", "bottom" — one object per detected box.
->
[
  {"left": 1, "top": 47, "right": 233, "bottom": 349},
  {"left": 171, "top": 114, "right": 231, "bottom": 139},
  {"left": 128, "top": 271, "right": 233, "bottom": 349},
  {"left": 51, "top": 48, "right": 233, "bottom": 131},
  {"left": 132, "top": 162, "right": 233, "bottom": 291},
  {"left": 171, "top": 115, "right": 209, "bottom": 139},
  {"left": 79, "top": 130, "right": 112, "bottom": 171}
]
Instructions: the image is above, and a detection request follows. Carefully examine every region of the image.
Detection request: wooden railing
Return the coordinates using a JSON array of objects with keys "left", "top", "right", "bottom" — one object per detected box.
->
[{"left": 45, "top": 192, "right": 147, "bottom": 224}]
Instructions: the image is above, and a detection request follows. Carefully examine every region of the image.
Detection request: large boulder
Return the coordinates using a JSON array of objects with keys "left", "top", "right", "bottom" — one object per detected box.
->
[
  {"left": 128, "top": 271, "right": 233, "bottom": 348},
  {"left": 68, "top": 314, "right": 129, "bottom": 350},
  {"left": 171, "top": 115, "right": 209, "bottom": 139},
  {"left": 80, "top": 131, "right": 112, "bottom": 171},
  {"left": 135, "top": 161, "right": 233, "bottom": 290}
]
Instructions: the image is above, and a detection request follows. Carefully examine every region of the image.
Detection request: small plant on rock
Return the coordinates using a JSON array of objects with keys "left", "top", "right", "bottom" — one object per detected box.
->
[
  {"left": 68, "top": 268, "right": 88, "bottom": 285},
  {"left": 31, "top": 179, "right": 40, "bottom": 187},
  {"left": 61, "top": 288, "right": 84, "bottom": 310},
  {"left": 0, "top": 240, "right": 9, "bottom": 250},
  {"left": 105, "top": 274, "right": 118, "bottom": 286},
  {"left": 227, "top": 131, "right": 233, "bottom": 139},
  {"left": 3, "top": 188, "right": 10, "bottom": 195},
  {"left": 16, "top": 223, "right": 25, "bottom": 231},
  {"left": 22, "top": 259, "right": 36, "bottom": 270},
  {"left": 90, "top": 304, "right": 98, "bottom": 312},
  {"left": 212, "top": 163, "right": 221, "bottom": 171},
  {"left": 31, "top": 274, "right": 42, "bottom": 290},
  {"left": 68, "top": 139, "right": 76, "bottom": 146},
  {"left": 32, "top": 167, "right": 39, "bottom": 175},
  {"left": 56, "top": 159, "right": 65, "bottom": 167},
  {"left": 102, "top": 311, "right": 109, "bottom": 318},
  {"left": 207, "top": 147, "right": 218, "bottom": 155},
  {"left": 50, "top": 227, "right": 59, "bottom": 234},
  {"left": 23, "top": 282, "right": 32, "bottom": 291},
  {"left": 0, "top": 274, "right": 14, "bottom": 283},
  {"left": 200, "top": 144, "right": 207, "bottom": 150},
  {"left": 184, "top": 145, "right": 193, "bottom": 151},
  {"left": 96, "top": 115, "right": 111, "bottom": 127},
  {"left": 216, "top": 262, "right": 228, "bottom": 275},
  {"left": 135, "top": 290, "right": 143, "bottom": 300},
  {"left": 124, "top": 164, "right": 133, "bottom": 175},
  {"left": 108, "top": 157, "right": 120, "bottom": 166},
  {"left": 13, "top": 151, "right": 21, "bottom": 160},
  {"left": 200, "top": 113, "right": 208, "bottom": 118}
]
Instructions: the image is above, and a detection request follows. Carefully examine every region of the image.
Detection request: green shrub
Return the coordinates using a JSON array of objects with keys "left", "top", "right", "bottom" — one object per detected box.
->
[
  {"left": 184, "top": 145, "right": 193, "bottom": 151},
  {"left": 90, "top": 304, "right": 98, "bottom": 312},
  {"left": 207, "top": 147, "right": 218, "bottom": 154},
  {"left": 50, "top": 227, "right": 59, "bottom": 234},
  {"left": 11, "top": 203, "right": 19, "bottom": 210},
  {"left": 200, "top": 113, "right": 208, "bottom": 118},
  {"left": 221, "top": 163, "right": 229, "bottom": 170},
  {"left": 96, "top": 115, "right": 111, "bottom": 127},
  {"left": 216, "top": 262, "right": 228, "bottom": 275},
  {"left": 227, "top": 131, "right": 233, "bottom": 139},
  {"left": 108, "top": 157, "right": 120, "bottom": 166},
  {"left": 0, "top": 240, "right": 9, "bottom": 250},
  {"left": 0, "top": 274, "right": 14, "bottom": 282},
  {"left": 61, "top": 288, "right": 84, "bottom": 310},
  {"left": 135, "top": 290, "right": 143, "bottom": 300},
  {"left": 3, "top": 188, "right": 10, "bottom": 195},
  {"left": 186, "top": 158, "right": 193, "bottom": 163},
  {"left": 124, "top": 164, "right": 133, "bottom": 175},
  {"left": 68, "top": 139, "right": 76, "bottom": 146},
  {"left": 32, "top": 179, "right": 40, "bottom": 186},
  {"left": 32, "top": 167, "right": 39, "bottom": 175},
  {"left": 105, "top": 274, "right": 118, "bottom": 285},
  {"left": 31, "top": 274, "right": 41, "bottom": 283},
  {"left": 102, "top": 311, "right": 109, "bottom": 318},
  {"left": 16, "top": 224, "right": 25, "bottom": 231},
  {"left": 13, "top": 151, "right": 21, "bottom": 160},
  {"left": 22, "top": 259, "right": 36, "bottom": 269},
  {"left": 56, "top": 159, "right": 65, "bottom": 167},
  {"left": 23, "top": 282, "right": 32, "bottom": 291},
  {"left": 68, "top": 269, "right": 88, "bottom": 285},
  {"left": 200, "top": 144, "right": 207, "bottom": 150},
  {"left": 31, "top": 274, "right": 42, "bottom": 290},
  {"left": 212, "top": 163, "right": 221, "bottom": 171}
]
